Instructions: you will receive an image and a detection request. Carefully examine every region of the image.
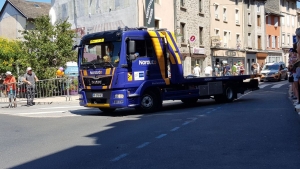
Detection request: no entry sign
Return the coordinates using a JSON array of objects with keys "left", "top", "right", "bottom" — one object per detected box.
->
[{"left": 190, "top": 35, "right": 196, "bottom": 42}]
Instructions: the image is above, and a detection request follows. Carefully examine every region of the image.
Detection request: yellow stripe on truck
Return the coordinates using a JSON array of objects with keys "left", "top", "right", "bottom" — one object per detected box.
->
[
  {"left": 148, "top": 31, "right": 170, "bottom": 85},
  {"left": 161, "top": 32, "right": 182, "bottom": 64},
  {"left": 86, "top": 103, "right": 110, "bottom": 108}
]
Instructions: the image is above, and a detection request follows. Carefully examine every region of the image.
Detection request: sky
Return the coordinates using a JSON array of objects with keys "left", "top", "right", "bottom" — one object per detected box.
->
[{"left": 0, "top": 0, "right": 51, "bottom": 10}]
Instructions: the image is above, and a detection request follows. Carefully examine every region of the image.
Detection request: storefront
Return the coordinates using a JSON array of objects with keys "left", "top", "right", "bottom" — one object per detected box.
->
[
  {"left": 212, "top": 49, "right": 246, "bottom": 71},
  {"left": 245, "top": 52, "right": 257, "bottom": 75},
  {"left": 257, "top": 52, "right": 268, "bottom": 72},
  {"left": 181, "top": 47, "right": 206, "bottom": 76}
]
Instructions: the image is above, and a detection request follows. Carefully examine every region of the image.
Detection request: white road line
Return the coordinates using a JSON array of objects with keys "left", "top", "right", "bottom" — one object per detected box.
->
[
  {"left": 111, "top": 153, "right": 128, "bottom": 162},
  {"left": 136, "top": 142, "right": 150, "bottom": 149},
  {"left": 259, "top": 84, "right": 271, "bottom": 88},
  {"left": 156, "top": 134, "right": 167, "bottom": 139},
  {"left": 271, "top": 83, "right": 286, "bottom": 88},
  {"left": 18, "top": 111, "right": 66, "bottom": 115},
  {"left": 171, "top": 127, "right": 180, "bottom": 131},
  {"left": 38, "top": 106, "right": 82, "bottom": 109},
  {"left": 206, "top": 111, "right": 211, "bottom": 114},
  {"left": 182, "top": 121, "right": 190, "bottom": 125}
]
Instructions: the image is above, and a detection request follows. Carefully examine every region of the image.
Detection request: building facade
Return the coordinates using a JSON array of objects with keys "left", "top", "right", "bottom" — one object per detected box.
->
[
  {"left": 175, "top": 0, "right": 210, "bottom": 76},
  {"left": 0, "top": 0, "right": 50, "bottom": 39},
  {"left": 210, "top": 0, "right": 246, "bottom": 73},
  {"left": 242, "top": 0, "right": 267, "bottom": 74}
]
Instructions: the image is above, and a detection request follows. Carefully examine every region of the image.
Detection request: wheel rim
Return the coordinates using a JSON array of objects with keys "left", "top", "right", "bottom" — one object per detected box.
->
[
  {"left": 141, "top": 95, "right": 153, "bottom": 109},
  {"left": 226, "top": 88, "right": 233, "bottom": 99}
]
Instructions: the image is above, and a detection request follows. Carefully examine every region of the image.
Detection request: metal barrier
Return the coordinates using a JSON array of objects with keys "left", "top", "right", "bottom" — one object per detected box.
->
[{"left": 0, "top": 77, "right": 78, "bottom": 106}]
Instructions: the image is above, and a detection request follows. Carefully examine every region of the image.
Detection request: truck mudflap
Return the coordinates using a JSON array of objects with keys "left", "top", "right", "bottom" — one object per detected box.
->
[{"left": 243, "top": 79, "right": 259, "bottom": 91}]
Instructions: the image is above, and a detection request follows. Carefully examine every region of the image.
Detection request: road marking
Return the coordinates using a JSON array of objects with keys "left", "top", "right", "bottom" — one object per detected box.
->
[
  {"left": 182, "top": 121, "right": 190, "bottom": 125},
  {"left": 259, "top": 84, "right": 271, "bottom": 88},
  {"left": 171, "top": 127, "right": 180, "bottom": 131},
  {"left": 136, "top": 142, "right": 150, "bottom": 149},
  {"left": 271, "top": 83, "right": 286, "bottom": 88},
  {"left": 111, "top": 153, "right": 128, "bottom": 162},
  {"left": 38, "top": 106, "right": 82, "bottom": 109},
  {"left": 206, "top": 111, "right": 211, "bottom": 114},
  {"left": 156, "top": 134, "right": 167, "bottom": 139},
  {"left": 18, "top": 111, "right": 66, "bottom": 115}
]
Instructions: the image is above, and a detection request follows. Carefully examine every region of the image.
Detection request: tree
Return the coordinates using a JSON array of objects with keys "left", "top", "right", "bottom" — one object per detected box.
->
[
  {"left": 0, "top": 38, "right": 25, "bottom": 76},
  {"left": 21, "top": 15, "right": 76, "bottom": 80}
]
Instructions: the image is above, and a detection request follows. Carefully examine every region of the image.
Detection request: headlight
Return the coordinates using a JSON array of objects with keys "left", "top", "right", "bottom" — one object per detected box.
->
[{"left": 114, "top": 94, "right": 124, "bottom": 98}]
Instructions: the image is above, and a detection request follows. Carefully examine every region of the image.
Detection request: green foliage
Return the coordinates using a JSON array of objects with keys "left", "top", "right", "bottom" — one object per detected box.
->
[
  {"left": 21, "top": 15, "right": 76, "bottom": 80},
  {"left": 0, "top": 38, "right": 26, "bottom": 75}
]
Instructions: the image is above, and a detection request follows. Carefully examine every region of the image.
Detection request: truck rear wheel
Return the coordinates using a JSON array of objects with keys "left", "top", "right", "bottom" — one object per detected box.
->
[
  {"left": 214, "top": 86, "right": 235, "bottom": 103},
  {"left": 135, "top": 91, "right": 161, "bottom": 113},
  {"left": 99, "top": 108, "right": 116, "bottom": 113}
]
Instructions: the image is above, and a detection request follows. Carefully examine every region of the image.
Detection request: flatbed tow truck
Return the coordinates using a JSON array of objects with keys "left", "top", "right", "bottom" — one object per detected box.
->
[{"left": 73, "top": 27, "right": 259, "bottom": 113}]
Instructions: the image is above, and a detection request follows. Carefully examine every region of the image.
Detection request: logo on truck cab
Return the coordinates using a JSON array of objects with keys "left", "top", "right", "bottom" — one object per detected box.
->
[
  {"left": 89, "top": 70, "right": 103, "bottom": 75},
  {"left": 139, "top": 60, "right": 157, "bottom": 65}
]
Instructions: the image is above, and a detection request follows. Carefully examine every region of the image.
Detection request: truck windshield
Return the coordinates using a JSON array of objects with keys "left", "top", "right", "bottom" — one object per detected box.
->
[
  {"left": 81, "top": 42, "right": 121, "bottom": 68},
  {"left": 263, "top": 65, "right": 279, "bottom": 71}
]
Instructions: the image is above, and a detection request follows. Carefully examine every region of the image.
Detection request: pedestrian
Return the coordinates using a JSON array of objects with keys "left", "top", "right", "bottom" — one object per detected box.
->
[
  {"left": 193, "top": 64, "right": 201, "bottom": 77},
  {"left": 239, "top": 63, "right": 245, "bottom": 75},
  {"left": 231, "top": 63, "right": 238, "bottom": 76},
  {"left": 224, "top": 63, "right": 231, "bottom": 76},
  {"left": 3, "top": 71, "right": 17, "bottom": 108},
  {"left": 204, "top": 64, "right": 213, "bottom": 77},
  {"left": 23, "top": 67, "right": 39, "bottom": 106}
]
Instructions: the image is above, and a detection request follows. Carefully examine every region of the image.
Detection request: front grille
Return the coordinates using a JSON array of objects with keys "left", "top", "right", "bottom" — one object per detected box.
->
[
  {"left": 84, "top": 76, "right": 112, "bottom": 86},
  {"left": 90, "top": 98, "right": 107, "bottom": 104}
]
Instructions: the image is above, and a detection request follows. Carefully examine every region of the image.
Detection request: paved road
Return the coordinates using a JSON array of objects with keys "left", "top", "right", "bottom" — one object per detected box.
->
[{"left": 1, "top": 81, "right": 300, "bottom": 169}]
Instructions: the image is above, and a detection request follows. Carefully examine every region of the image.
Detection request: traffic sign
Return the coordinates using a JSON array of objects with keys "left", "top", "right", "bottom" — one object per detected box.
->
[{"left": 190, "top": 35, "right": 196, "bottom": 42}]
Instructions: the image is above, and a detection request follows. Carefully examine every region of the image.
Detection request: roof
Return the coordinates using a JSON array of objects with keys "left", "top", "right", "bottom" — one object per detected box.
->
[
  {"left": 265, "top": 7, "right": 285, "bottom": 17},
  {"left": 2, "top": 0, "right": 51, "bottom": 19}
]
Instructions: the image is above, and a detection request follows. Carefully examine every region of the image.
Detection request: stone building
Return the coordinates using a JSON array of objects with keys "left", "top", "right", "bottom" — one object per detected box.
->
[
  {"left": 175, "top": 0, "right": 211, "bottom": 76},
  {"left": 0, "top": 0, "right": 51, "bottom": 39}
]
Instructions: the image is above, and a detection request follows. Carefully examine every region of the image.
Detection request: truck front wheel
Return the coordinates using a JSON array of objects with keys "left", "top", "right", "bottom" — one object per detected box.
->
[{"left": 135, "top": 91, "right": 161, "bottom": 113}]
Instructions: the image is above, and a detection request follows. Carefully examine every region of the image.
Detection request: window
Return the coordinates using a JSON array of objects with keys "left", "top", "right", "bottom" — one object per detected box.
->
[
  {"left": 292, "top": 16, "right": 295, "bottom": 27},
  {"left": 155, "top": 20, "right": 160, "bottom": 29},
  {"left": 267, "top": 16, "right": 271, "bottom": 25},
  {"left": 257, "top": 3, "right": 260, "bottom": 12},
  {"left": 155, "top": 0, "right": 160, "bottom": 4},
  {"left": 215, "top": 4, "right": 219, "bottom": 19},
  {"left": 267, "top": 35, "right": 270, "bottom": 48},
  {"left": 236, "top": 34, "right": 241, "bottom": 48},
  {"left": 199, "top": 0, "right": 202, "bottom": 13},
  {"left": 214, "top": 29, "right": 219, "bottom": 35},
  {"left": 199, "top": 27, "right": 203, "bottom": 45},
  {"left": 235, "top": 0, "right": 238, "bottom": 5},
  {"left": 134, "top": 40, "right": 154, "bottom": 57},
  {"left": 274, "top": 17, "right": 278, "bottom": 27},
  {"left": 282, "top": 34, "right": 285, "bottom": 45},
  {"left": 180, "top": 22, "right": 186, "bottom": 43},
  {"left": 223, "top": 8, "right": 227, "bottom": 21},
  {"left": 257, "top": 15, "right": 261, "bottom": 26},
  {"left": 277, "top": 36, "right": 280, "bottom": 48},
  {"left": 248, "top": 13, "right": 251, "bottom": 25},
  {"left": 247, "top": 0, "right": 250, "bottom": 9},
  {"left": 258, "top": 35, "right": 262, "bottom": 49},
  {"left": 180, "top": 0, "right": 185, "bottom": 7},
  {"left": 223, "top": 31, "right": 228, "bottom": 47},
  {"left": 272, "top": 36, "right": 275, "bottom": 48},
  {"left": 282, "top": 14, "right": 285, "bottom": 26},
  {"left": 287, "top": 34, "right": 290, "bottom": 45},
  {"left": 286, "top": 1, "right": 289, "bottom": 11},
  {"left": 287, "top": 15, "right": 290, "bottom": 26},
  {"left": 248, "top": 33, "right": 251, "bottom": 47},
  {"left": 235, "top": 9, "right": 239, "bottom": 24}
]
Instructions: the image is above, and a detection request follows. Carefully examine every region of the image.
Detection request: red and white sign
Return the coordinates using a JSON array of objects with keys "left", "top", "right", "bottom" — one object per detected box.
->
[{"left": 190, "top": 35, "right": 196, "bottom": 42}]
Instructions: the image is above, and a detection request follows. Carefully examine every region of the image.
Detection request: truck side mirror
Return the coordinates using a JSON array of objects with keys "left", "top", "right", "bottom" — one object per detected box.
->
[
  {"left": 129, "top": 40, "right": 136, "bottom": 54},
  {"left": 128, "top": 40, "right": 136, "bottom": 61}
]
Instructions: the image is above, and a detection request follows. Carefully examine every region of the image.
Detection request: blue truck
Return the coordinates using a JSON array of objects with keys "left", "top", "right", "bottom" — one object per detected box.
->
[{"left": 74, "top": 27, "right": 259, "bottom": 113}]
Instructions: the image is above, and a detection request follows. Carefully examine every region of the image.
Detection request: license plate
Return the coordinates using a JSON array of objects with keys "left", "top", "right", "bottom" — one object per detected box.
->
[{"left": 92, "top": 93, "right": 103, "bottom": 98}]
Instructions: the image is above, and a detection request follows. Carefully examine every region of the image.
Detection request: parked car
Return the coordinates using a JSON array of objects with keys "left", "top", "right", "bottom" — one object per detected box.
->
[{"left": 260, "top": 62, "right": 288, "bottom": 82}]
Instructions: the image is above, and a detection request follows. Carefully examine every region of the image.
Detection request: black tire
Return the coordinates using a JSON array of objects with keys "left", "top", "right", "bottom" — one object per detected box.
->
[
  {"left": 99, "top": 108, "right": 116, "bottom": 113},
  {"left": 214, "top": 86, "right": 235, "bottom": 103},
  {"left": 135, "top": 91, "right": 161, "bottom": 113},
  {"left": 181, "top": 98, "right": 198, "bottom": 104}
]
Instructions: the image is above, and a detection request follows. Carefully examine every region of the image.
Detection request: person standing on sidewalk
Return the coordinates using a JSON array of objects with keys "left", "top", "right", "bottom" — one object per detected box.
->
[
  {"left": 3, "top": 71, "right": 17, "bottom": 108},
  {"left": 23, "top": 67, "right": 38, "bottom": 106}
]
